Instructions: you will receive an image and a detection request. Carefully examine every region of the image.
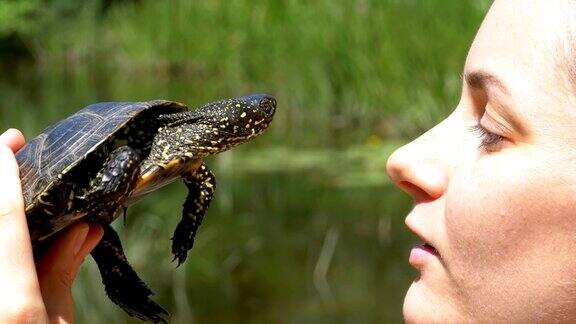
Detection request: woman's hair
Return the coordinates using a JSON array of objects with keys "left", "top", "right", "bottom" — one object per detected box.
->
[{"left": 558, "top": 2, "right": 576, "bottom": 93}]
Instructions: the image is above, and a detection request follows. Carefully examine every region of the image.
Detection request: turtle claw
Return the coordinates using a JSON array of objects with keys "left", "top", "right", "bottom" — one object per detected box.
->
[
  {"left": 92, "top": 226, "right": 169, "bottom": 323},
  {"left": 115, "top": 295, "right": 168, "bottom": 324},
  {"left": 121, "top": 298, "right": 169, "bottom": 324},
  {"left": 171, "top": 243, "right": 189, "bottom": 267},
  {"left": 177, "top": 256, "right": 187, "bottom": 267},
  {"left": 170, "top": 212, "right": 195, "bottom": 268},
  {"left": 170, "top": 237, "right": 187, "bottom": 268}
]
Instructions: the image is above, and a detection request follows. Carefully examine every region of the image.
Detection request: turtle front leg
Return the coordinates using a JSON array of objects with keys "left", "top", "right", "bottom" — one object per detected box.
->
[
  {"left": 30, "top": 146, "right": 140, "bottom": 244},
  {"left": 171, "top": 162, "right": 216, "bottom": 266},
  {"left": 91, "top": 225, "right": 168, "bottom": 323},
  {"left": 78, "top": 145, "right": 140, "bottom": 223}
]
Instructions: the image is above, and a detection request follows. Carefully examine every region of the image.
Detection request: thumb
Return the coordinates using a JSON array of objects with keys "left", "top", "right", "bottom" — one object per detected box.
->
[{"left": 37, "top": 223, "right": 103, "bottom": 323}]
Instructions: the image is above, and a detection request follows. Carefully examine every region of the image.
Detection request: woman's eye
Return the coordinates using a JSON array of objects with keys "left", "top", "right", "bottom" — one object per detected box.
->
[{"left": 469, "top": 124, "right": 505, "bottom": 152}]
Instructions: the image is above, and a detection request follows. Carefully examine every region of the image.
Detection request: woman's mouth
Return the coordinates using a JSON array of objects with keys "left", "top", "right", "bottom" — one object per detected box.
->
[{"left": 409, "top": 243, "right": 441, "bottom": 268}]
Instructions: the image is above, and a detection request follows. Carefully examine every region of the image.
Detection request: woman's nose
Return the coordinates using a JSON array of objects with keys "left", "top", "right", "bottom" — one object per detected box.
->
[{"left": 386, "top": 136, "right": 449, "bottom": 202}]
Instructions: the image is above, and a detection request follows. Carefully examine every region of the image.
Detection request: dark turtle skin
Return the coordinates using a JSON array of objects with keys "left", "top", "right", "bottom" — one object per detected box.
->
[{"left": 15, "top": 94, "right": 276, "bottom": 323}]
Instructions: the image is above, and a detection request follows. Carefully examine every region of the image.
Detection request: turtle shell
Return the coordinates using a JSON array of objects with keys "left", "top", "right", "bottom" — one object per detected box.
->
[{"left": 16, "top": 100, "right": 186, "bottom": 211}]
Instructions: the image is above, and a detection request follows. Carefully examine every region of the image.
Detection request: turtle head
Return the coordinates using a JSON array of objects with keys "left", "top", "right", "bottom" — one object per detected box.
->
[
  {"left": 167, "top": 94, "right": 277, "bottom": 156},
  {"left": 198, "top": 93, "right": 276, "bottom": 131},
  {"left": 201, "top": 93, "right": 276, "bottom": 151}
]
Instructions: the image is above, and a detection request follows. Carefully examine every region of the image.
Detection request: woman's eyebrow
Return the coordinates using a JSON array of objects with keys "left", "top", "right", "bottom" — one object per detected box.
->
[
  {"left": 465, "top": 70, "right": 529, "bottom": 135},
  {"left": 464, "top": 70, "right": 509, "bottom": 94}
]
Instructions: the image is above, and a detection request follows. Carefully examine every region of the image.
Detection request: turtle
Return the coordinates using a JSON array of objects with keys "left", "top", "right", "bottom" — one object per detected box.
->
[{"left": 15, "top": 94, "right": 277, "bottom": 323}]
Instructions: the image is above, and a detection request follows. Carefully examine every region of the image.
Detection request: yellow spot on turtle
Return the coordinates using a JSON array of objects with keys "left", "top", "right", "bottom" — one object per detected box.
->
[
  {"left": 162, "top": 145, "right": 171, "bottom": 158},
  {"left": 240, "top": 112, "right": 247, "bottom": 118}
]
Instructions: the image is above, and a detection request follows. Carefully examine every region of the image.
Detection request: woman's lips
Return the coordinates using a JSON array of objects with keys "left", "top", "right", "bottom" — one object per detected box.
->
[{"left": 409, "top": 243, "right": 441, "bottom": 268}]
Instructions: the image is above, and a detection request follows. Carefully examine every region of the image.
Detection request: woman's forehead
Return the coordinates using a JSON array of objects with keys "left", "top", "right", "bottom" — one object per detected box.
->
[
  {"left": 467, "top": 1, "right": 573, "bottom": 83},
  {"left": 459, "top": 0, "right": 576, "bottom": 141},
  {"left": 465, "top": 0, "right": 576, "bottom": 104}
]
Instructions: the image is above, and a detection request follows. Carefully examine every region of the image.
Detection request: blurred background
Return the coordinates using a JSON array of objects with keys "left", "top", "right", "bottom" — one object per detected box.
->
[{"left": 0, "top": 1, "right": 490, "bottom": 323}]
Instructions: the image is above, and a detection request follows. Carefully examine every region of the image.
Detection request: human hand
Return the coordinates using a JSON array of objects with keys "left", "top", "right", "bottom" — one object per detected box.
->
[{"left": 0, "top": 128, "right": 104, "bottom": 323}]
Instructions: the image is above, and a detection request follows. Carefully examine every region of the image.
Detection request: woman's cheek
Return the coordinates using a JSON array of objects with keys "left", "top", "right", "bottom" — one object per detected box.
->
[
  {"left": 443, "top": 146, "right": 576, "bottom": 282},
  {"left": 443, "top": 152, "right": 552, "bottom": 272}
]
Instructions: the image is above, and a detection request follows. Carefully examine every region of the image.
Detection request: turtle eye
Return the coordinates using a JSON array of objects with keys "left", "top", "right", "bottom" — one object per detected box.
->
[{"left": 258, "top": 96, "right": 276, "bottom": 116}]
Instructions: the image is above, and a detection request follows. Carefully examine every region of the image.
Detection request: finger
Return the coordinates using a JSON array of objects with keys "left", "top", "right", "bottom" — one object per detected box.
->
[
  {"left": 36, "top": 223, "right": 87, "bottom": 323},
  {"left": 71, "top": 224, "right": 104, "bottom": 275},
  {"left": 0, "top": 145, "right": 47, "bottom": 320},
  {"left": 37, "top": 223, "right": 103, "bottom": 323},
  {"left": 0, "top": 129, "right": 25, "bottom": 152}
]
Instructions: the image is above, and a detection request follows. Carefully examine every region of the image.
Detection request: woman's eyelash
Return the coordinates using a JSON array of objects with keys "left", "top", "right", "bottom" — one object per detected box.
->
[{"left": 469, "top": 124, "right": 504, "bottom": 151}]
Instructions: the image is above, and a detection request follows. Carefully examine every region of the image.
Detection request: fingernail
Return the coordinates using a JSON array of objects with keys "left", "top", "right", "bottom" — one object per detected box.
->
[{"left": 73, "top": 226, "right": 89, "bottom": 255}]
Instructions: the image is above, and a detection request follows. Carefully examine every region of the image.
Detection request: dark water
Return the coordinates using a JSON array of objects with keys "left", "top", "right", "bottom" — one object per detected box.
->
[{"left": 0, "top": 67, "right": 417, "bottom": 323}]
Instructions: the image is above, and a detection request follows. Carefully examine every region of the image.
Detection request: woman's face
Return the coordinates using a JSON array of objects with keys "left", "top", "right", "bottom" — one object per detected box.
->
[{"left": 387, "top": 1, "right": 576, "bottom": 322}]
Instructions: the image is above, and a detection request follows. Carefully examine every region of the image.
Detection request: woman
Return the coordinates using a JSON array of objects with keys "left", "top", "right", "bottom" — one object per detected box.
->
[
  {"left": 387, "top": 0, "right": 576, "bottom": 322},
  {"left": 0, "top": 128, "right": 102, "bottom": 323}
]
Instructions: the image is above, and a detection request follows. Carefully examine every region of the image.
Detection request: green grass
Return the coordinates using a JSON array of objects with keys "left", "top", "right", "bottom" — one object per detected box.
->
[{"left": 12, "top": 0, "right": 490, "bottom": 141}]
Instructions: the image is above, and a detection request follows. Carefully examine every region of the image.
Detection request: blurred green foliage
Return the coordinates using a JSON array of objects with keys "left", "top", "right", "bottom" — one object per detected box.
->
[
  {"left": 0, "top": 0, "right": 490, "bottom": 323},
  {"left": 0, "top": 0, "right": 39, "bottom": 36},
  {"left": 2, "top": 0, "right": 490, "bottom": 140}
]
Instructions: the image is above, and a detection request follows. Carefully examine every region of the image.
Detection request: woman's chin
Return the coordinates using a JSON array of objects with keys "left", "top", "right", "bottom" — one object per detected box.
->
[
  {"left": 403, "top": 281, "right": 428, "bottom": 323},
  {"left": 403, "top": 279, "right": 455, "bottom": 323}
]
